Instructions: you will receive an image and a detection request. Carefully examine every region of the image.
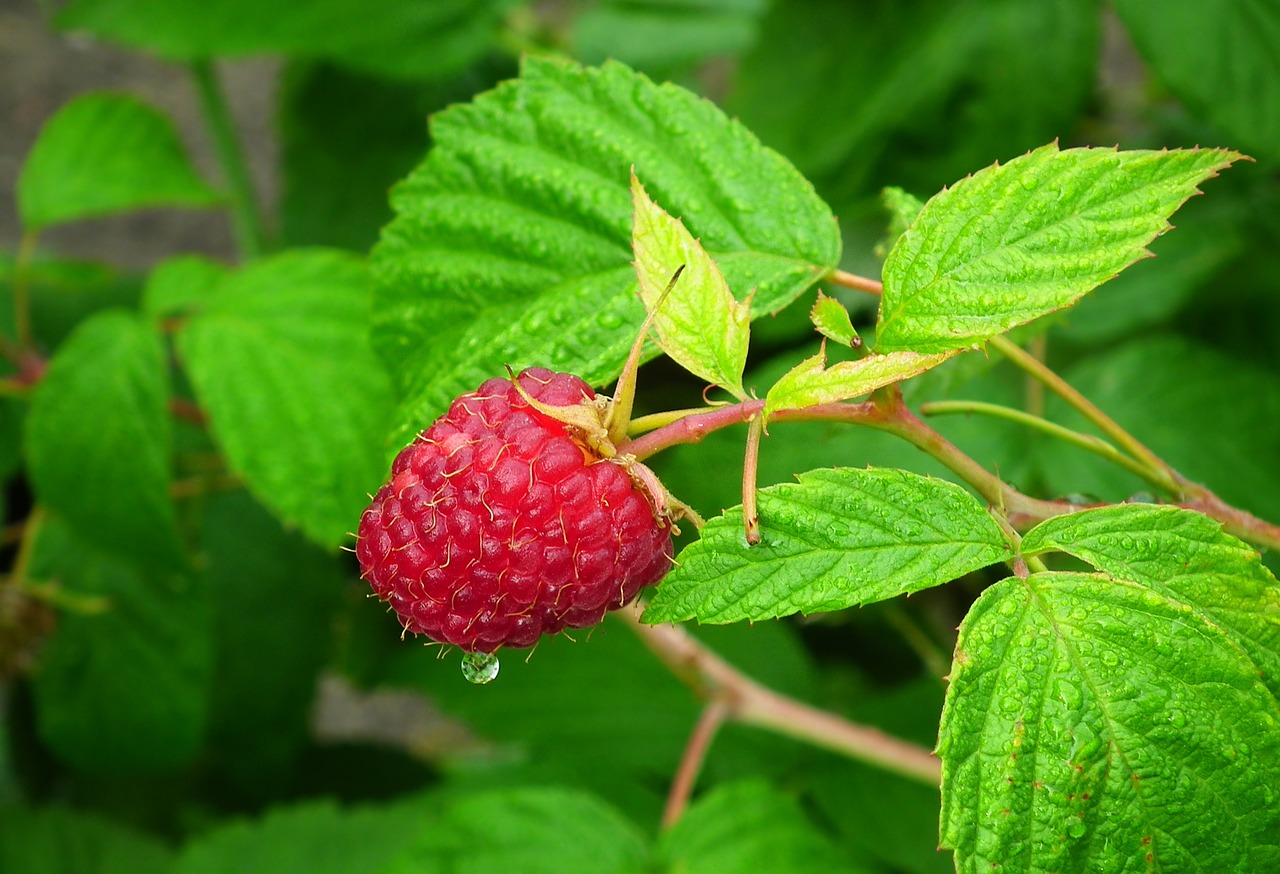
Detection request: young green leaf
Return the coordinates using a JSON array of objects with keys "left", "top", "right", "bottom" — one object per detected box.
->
[
  {"left": 177, "top": 250, "right": 394, "bottom": 547},
  {"left": 1022, "top": 504, "right": 1280, "bottom": 700},
  {"left": 25, "top": 310, "right": 186, "bottom": 572},
  {"left": 809, "top": 292, "right": 859, "bottom": 347},
  {"left": 643, "top": 467, "right": 1011, "bottom": 624},
  {"left": 939, "top": 571, "right": 1280, "bottom": 872},
  {"left": 371, "top": 56, "right": 840, "bottom": 446},
  {"left": 876, "top": 144, "right": 1241, "bottom": 353},
  {"left": 631, "top": 173, "right": 750, "bottom": 397},
  {"left": 18, "top": 92, "right": 217, "bottom": 231},
  {"left": 763, "top": 346, "right": 955, "bottom": 417},
  {"left": 28, "top": 519, "right": 211, "bottom": 774}
]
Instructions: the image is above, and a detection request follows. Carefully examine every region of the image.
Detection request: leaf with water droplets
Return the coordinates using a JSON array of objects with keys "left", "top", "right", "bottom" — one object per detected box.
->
[
  {"left": 876, "top": 143, "right": 1242, "bottom": 353},
  {"left": 631, "top": 172, "right": 749, "bottom": 398},
  {"left": 940, "top": 570, "right": 1280, "bottom": 872},
  {"left": 372, "top": 56, "right": 840, "bottom": 447},
  {"left": 1023, "top": 504, "right": 1280, "bottom": 701},
  {"left": 643, "top": 467, "right": 1012, "bottom": 624}
]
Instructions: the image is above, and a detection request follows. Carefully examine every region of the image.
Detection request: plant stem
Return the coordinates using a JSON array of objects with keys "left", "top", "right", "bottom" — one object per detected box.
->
[
  {"left": 662, "top": 698, "right": 730, "bottom": 829},
  {"left": 623, "top": 608, "right": 941, "bottom": 786},
  {"left": 627, "top": 406, "right": 719, "bottom": 436},
  {"left": 828, "top": 269, "right": 884, "bottom": 296},
  {"left": 920, "top": 400, "right": 1169, "bottom": 492},
  {"left": 12, "top": 230, "right": 38, "bottom": 352},
  {"left": 189, "top": 59, "right": 266, "bottom": 260},
  {"left": 741, "top": 415, "right": 763, "bottom": 545},
  {"left": 882, "top": 601, "right": 950, "bottom": 681}
]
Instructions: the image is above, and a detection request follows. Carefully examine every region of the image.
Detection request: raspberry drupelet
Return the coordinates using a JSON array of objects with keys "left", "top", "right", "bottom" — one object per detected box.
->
[{"left": 356, "top": 368, "right": 674, "bottom": 652}]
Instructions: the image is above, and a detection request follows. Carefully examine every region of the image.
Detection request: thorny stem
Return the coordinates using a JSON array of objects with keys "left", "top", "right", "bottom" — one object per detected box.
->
[
  {"left": 190, "top": 59, "right": 266, "bottom": 260},
  {"left": 662, "top": 698, "right": 730, "bottom": 828},
  {"left": 622, "top": 608, "right": 942, "bottom": 786}
]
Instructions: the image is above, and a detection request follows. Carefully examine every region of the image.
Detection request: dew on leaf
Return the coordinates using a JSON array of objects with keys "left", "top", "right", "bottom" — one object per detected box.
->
[{"left": 461, "top": 651, "right": 500, "bottom": 684}]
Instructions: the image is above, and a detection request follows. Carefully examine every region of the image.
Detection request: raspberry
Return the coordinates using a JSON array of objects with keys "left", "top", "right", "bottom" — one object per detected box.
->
[{"left": 356, "top": 367, "right": 673, "bottom": 653}]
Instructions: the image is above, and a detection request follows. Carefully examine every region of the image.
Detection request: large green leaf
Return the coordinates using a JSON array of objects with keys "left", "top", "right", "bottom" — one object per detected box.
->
[
  {"left": 0, "top": 806, "right": 174, "bottom": 874},
  {"left": 939, "top": 571, "right": 1280, "bottom": 872},
  {"left": 644, "top": 467, "right": 1012, "bottom": 624},
  {"left": 25, "top": 310, "right": 186, "bottom": 571},
  {"left": 1022, "top": 504, "right": 1280, "bottom": 700},
  {"left": 57, "top": 0, "right": 508, "bottom": 80},
  {"left": 371, "top": 56, "right": 840, "bottom": 446},
  {"left": 385, "top": 788, "right": 649, "bottom": 874},
  {"left": 1114, "top": 0, "right": 1280, "bottom": 163},
  {"left": 18, "top": 92, "right": 217, "bottom": 231},
  {"left": 177, "top": 249, "right": 394, "bottom": 547},
  {"left": 28, "top": 520, "right": 212, "bottom": 774},
  {"left": 659, "top": 780, "right": 867, "bottom": 873},
  {"left": 876, "top": 144, "right": 1240, "bottom": 353}
]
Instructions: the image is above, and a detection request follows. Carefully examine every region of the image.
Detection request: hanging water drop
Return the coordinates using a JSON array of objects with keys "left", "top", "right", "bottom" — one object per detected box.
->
[{"left": 461, "top": 651, "right": 500, "bottom": 684}]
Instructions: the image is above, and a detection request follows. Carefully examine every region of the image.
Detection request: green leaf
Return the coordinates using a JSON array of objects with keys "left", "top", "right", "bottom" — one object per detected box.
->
[
  {"left": 939, "top": 571, "right": 1280, "bottom": 872},
  {"left": 660, "top": 780, "right": 866, "bottom": 873},
  {"left": 1023, "top": 504, "right": 1280, "bottom": 701},
  {"left": 763, "top": 346, "right": 956, "bottom": 417},
  {"left": 574, "top": 0, "right": 766, "bottom": 71},
  {"left": 644, "top": 467, "right": 1011, "bottom": 624},
  {"left": 18, "top": 92, "right": 217, "bottom": 231},
  {"left": 371, "top": 56, "right": 840, "bottom": 446},
  {"left": 808, "top": 292, "right": 858, "bottom": 347},
  {"left": 176, "top": 796, "right": 436, "bottom": 874},
  {"left": 875, "top": 186, "right": 925, "bottom": 259},
  {"left": 876, "top": 144, "right": 1241, "bottom": 353},
  {"left": 0, "top": 806, "right": 175, "bottom": 874},
  {"left": 1114, "top": 0, "right": 1280, "bottom": 163},
  {"left": 385, "top": 787, "right": 650, "bottom": 874},
  {"left": 57, "top": 0, "right": 508, "bottom": 80},
  {"left": 142, "top": 254, "right": 228, "bottom": 320},
  {"left": 25, "top": 310, "right": 186, "bottom": 571},
  {"left": 177, "top": 249, "right": 394, "bottom": 547},
  {"left": 631, "top": 172, "right": 750, "bottom": 397},
  {"left": 28, "top": 519, "right": 211, "bottom": 774}
]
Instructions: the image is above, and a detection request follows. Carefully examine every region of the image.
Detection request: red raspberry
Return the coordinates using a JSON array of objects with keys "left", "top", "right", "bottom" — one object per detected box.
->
[{"left": 356, "top": 368, "right": 673, "bottom": 653}]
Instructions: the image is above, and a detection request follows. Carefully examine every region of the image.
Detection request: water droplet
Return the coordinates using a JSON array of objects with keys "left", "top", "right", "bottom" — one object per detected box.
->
[
  {"left": 1067, "top": 821, "right": 1087, "bottom": 839},
  {"left": 1168, "top": 709, "right": 1187, "bottom": 728},
  {"left": 461, "top": 651, "right": 500, "bottom": 684}
]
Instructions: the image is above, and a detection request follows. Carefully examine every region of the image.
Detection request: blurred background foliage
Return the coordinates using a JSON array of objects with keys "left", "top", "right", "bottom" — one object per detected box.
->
[{"left": 1, "top": 1, "right": 1278, "bottom": 872}]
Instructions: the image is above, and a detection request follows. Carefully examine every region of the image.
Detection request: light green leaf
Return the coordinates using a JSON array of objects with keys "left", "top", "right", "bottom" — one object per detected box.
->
[
  {"left": 644, "top": 467, "right": 1011, "bottom": 624},
  {"left": 0, "top": 806, "right": 175, "bottom": 874},
  {"left": 875, "top": 186, "right": 925, "bottom": 259},
  {"left": 18, "top": 92, "right": 217, "bottom": 231},
  {"left": 1114, "top": 0, "right": 1280, "bottom": 163},
  {"left": 1023, "top": 504, "right": 1280, "bottom": 700},
  {"left": 58, "top": 0, "right": 507, "bottom": 80},
  {"left": 177, "top": 250, "right": 394, "bottom": 547},
  {"left": 939, "top": 571, "right": 1280, "bottom": 872},
  {"left": 385, "top": 788, "right": 649, "bottom": 874},
  {"left": 176, "top": 796, "right": 436, "bottom": 874},
  {"left": 809, "top": 292, "right": 858, "bottom": 347},
  {"left": 659, "top": 780, "right": 866, "bottom": 874},
  {"left": 25, "top": 310, "right": 185, "bottom": 571},
  {"left": 29, "top": 519, "right": 211, "bottom": 774},
  {"left": 142, "top": 254, "right": 228, "bottom": 320},
  {"left": 371, "top": 56, "right": 840, "bottom": 446},
  {"left": 763, "top": 346, "right": 956, "bottom": 417},
  {"left": 876, "top": 144, "right": 1241, "bottom": 353},
  {"left": 631, "top": 172, "right": 750, "bottom": 397},
  {"left": 574, "top": 0, "right": 765, "bottom": 71}
]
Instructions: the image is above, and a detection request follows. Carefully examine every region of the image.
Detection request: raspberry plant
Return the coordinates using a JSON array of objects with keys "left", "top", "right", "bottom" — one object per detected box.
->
[{"left": 3, "top": 3, "right": 1280, "bottom": 873}]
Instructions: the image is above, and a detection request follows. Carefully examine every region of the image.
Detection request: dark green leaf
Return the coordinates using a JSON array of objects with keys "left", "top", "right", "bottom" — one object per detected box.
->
[
  {"left": 644, "top": 467, "right": 1012, "bottom": 624},
  {"left": 177, "top": 249, "right": 394, "bottom": 547},
  {"left": 25, "top": 310, "right": 186, "bottom": 571},
  {"left": 385, "top": 787, "right": 649, "bottom": 874},
  {"left": 1023, "top": 504, "right": 1280, "bottom": 700},
  {"left": 1114, "top": 0, "right": 1280, "bottom": 163},
  {"left": 57, "top": 0, "right": 509, "bottom": 80},
  {"left": 574, "top": 0, "right": 765, "bottom": 71},
  {"left": 371, "top": 56, "right": 840, "bottom": 445},
  {"left": 660, "top": 780, "right": 865, "bottom": 873},
  {"left": 939, "top": 571, "right": 1280, "bottom": 872},
  {"left": 876, "top": 144, "right": 1241, "bottom": 353},
  {"left": 18, "top": 92, "right": 217, "bottom": 230},
  {"left": 0, "top": 806, "right": 174, "bottom": 874},
  {"left": 28, "top": 519, "right": 211, "bottom": 773}
]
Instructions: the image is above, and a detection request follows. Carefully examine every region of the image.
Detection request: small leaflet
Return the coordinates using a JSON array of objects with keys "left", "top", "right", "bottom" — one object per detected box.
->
[
  {"left": 809, "top": 292, "right": 860, "bottom": 347},
  {"left": 764, "top": 345, "right": 955, "bottom": 418}
]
